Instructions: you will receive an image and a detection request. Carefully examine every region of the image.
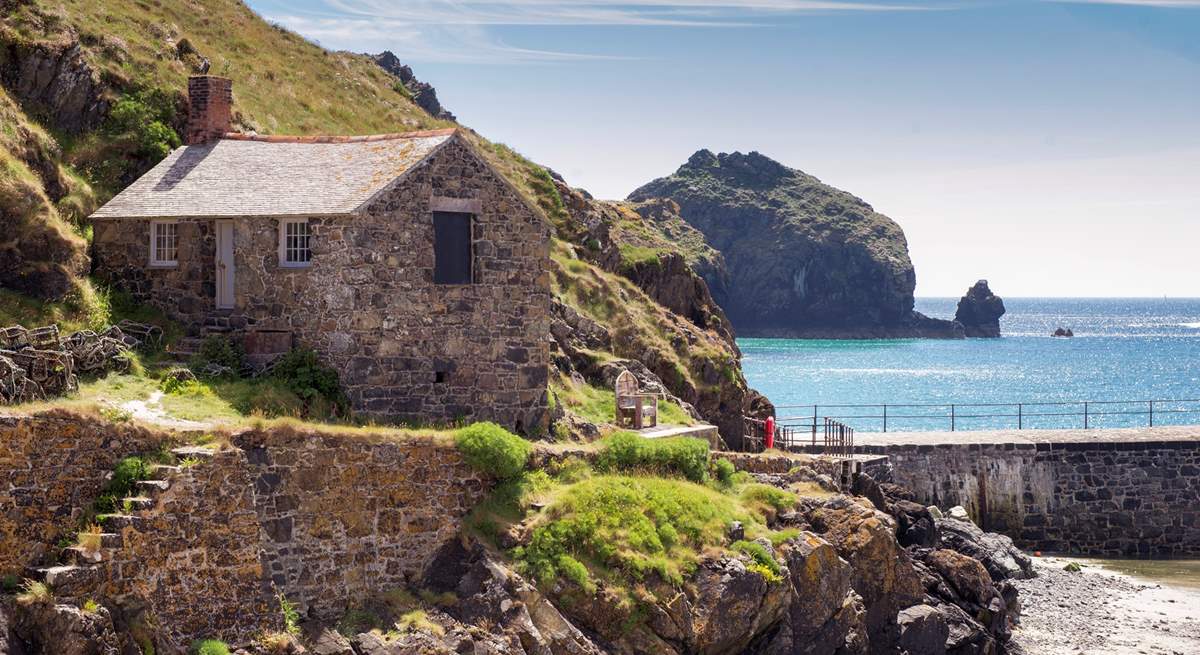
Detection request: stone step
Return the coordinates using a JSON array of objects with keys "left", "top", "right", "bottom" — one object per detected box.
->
[
  {"left": 98, "top": 514, "right": 149, "bottom": 531},
  {"left": 146, "top": 464, "right": 181, "bottom": 479},
  {"left": 136, "top": 479, "right": 170, "bottom": 494},
  {"left": 171, "top": 446, "right": 216, "bottom": 460},
  {"left": 61, "top": 545, "right": 107, "bottom": 566},
  {"left": 25, "top": 564, "right": 95, "bottom": 591},
  {"left": 121, "top": 496, "right": 155, "bottom": 511}
]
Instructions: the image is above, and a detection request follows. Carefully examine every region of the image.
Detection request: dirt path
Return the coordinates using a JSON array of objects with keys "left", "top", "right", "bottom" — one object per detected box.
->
[
  {"left": 1011, "top": 556, "right": 1200, "bottom": 655},
  {"left": 118, "top": 391, "right": 212, "bottom": 431}
]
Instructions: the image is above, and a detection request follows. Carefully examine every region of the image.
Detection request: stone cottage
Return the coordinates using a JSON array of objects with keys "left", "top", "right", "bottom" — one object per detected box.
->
[{"left": 91, "top": 76, "right": 550, "bottom": 432}]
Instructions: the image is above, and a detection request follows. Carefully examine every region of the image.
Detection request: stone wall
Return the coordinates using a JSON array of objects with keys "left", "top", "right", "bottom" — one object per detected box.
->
[
  {"left": 0, "top": 411, "right": 492, "bottom": 647},
  {"left": 861, "top": 441, "right": 1200, "bottom": 556},
  {"left": 0, "top": 410, "right": 172, "bottom": 574},
  {"left": 92, "top": 134, "right": 551, "bottom": 433},
  {"left": 232, "top": 426, "right": 490, "bottom": 621}
]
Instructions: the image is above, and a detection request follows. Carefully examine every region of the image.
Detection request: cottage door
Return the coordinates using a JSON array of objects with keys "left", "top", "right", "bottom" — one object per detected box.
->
[{"left": 215, "top": 220, "right": 235, "bottom": 309}]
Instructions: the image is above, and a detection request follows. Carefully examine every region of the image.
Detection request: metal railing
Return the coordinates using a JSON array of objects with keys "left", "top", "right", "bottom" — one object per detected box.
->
[
  {"left": 743, "top": 415, "right": 854, "bottom": 457},
  {"left": 773, "top": 399, "right": 1200, "bottom": 433}
]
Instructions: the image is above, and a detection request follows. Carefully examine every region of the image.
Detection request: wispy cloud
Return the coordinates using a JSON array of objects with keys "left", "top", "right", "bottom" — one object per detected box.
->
[
  {"left": 258, "top": 0, "right": 930, "bottom": 63},
  {"left": 1049, "top": 0, "right": 1200, "bottom": 6}
]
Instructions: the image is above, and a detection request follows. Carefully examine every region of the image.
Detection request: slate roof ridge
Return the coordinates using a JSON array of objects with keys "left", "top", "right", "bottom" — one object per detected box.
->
[{"left": 218, "top": 127, "right": 458, "bottom": 144}]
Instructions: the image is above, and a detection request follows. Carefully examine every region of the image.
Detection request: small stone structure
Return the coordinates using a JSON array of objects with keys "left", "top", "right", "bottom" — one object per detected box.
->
[{"left": 90, "top": 76, "right": 550, "bottom": 432}]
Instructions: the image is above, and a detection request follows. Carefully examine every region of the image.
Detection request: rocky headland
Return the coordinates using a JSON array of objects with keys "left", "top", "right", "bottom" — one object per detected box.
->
[
  {"left": 629, "top": 150, "right": 1002, "bottom": 340},
  {"left": 372, "top": 51, "right": 456, "bottom": 121}
]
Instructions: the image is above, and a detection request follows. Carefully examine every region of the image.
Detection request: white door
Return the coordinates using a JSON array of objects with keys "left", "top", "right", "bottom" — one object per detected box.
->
[{"left": 215, "top": 221, "right": 235, "bottom": 309}]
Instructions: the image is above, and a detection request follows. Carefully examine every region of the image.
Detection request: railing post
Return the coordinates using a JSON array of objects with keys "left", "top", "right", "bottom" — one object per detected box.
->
[
  {"left": 951, "top": 404, "right": 956, "bottom": 432},
  {"left": 1084, "top": 402, "right": 1089, "bottom": 429},
  {"left": 883, "top": 404, "right": 888, "bottom": 433},
  {"left": 812, "top": 405, "right": 818, "bottom": 445},
  {"left": 1150, "top": 400, "right": 1154, "bottom": 428},
  {"left": 1018, "top": 403, "right": 1023, "bottom": 430}
]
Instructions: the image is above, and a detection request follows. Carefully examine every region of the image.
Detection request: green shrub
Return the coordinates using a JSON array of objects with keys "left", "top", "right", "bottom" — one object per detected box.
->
[
  {"left": 596, "top": 432, "right": 710, "bottom": 483},
  {"left": 713, "top": 458, "right": 736, "bottom": 488},
  {"left": 269, "top": 348, "right": 347, "bottom": 415},
  {"left": 278, "top": 593, "right": 300, "bottom": 635},
  {"left": 189, "top": 639, "right": 230, "bottom": 655},
  {"left": 732, "top": 540, "right": 783, "bottom": 583},
  {"left": 192, "top": 335, "right": 244, "bottom": 374},
  {"left": 454, "top": 422, "right": 531, "bottom": 479},
  {"left": 106, "top": 88, "right": 181, "bottom": 160},
  {"left": 94, "top": 456, "right": 149, "bottom": 513},
  {"left": 739, "top": 484, "right": 797, "bottom": 515}
]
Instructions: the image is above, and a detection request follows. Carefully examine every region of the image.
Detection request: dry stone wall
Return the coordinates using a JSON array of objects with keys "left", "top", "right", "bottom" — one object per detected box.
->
[
  {"left": 92, "top": 135, "right": 550, "bottom": 432},
  {"left": 232, "top": 426, "right": 491, "bottom": 621},
  {"left": 0, "top": 411, "right": 492, "bottom": 647},
  {"left": 865, "top": 441, "right": 1200, "bottom": 556},
  {"left": 0, "top": 410, "right": 172, "bottom": 573}
]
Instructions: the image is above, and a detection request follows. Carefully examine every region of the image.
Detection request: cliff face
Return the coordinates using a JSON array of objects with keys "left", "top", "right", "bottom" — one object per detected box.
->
[{"left": 630, "top": 150, "right": 961, "bottom": 338}]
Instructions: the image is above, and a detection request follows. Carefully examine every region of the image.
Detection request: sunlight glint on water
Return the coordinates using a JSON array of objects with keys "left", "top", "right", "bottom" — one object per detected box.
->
[{"left": 738, "top": 298, "right": 1200, "bottom": 432}]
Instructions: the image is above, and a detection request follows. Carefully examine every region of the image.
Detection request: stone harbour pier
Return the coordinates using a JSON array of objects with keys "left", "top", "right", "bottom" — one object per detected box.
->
[{"left": 843, "top": 426, "right": 1200, "bottom": 557}]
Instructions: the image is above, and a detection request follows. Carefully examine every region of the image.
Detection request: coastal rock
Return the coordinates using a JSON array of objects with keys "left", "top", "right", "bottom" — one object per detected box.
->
[
  {"left": 628, "top": 150, "right": 963, "bottom": 339},
  {"left": 767, "top": 532, "right": 869, "bottom": 654},
  {"left": 804, "top": 496, "right": 925, "bottom": 646},
  {"left": 954, "top": 280, "right": 1005, "bottom": 338},
  {"left": 372, "top": 51, "right": 455, "bottom": 121},
  {"left": 937, "top": 517, "right": 1034, "bottom": 582},
  {"left": 897, "top": 605, "right": 949, "bottom": 655},
  {"left": 1, "top": 40, "right": 109, "bottom": 134},
  {"left": 1052, "top": 327, "right": 1074, "bottom": 338}
]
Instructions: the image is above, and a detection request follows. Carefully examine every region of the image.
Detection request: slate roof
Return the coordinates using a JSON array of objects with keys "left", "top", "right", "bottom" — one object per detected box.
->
[{"left": 91, "top": 128, "right": 458, "bottom": 219}]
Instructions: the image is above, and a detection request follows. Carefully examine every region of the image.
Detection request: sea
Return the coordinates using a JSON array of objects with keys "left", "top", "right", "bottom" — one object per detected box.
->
[{"left": 739, "top": 297, "right": 1200, "bottom": 433}]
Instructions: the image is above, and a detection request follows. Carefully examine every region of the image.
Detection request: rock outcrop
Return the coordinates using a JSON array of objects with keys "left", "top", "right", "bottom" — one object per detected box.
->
[
  {"left": 373, "top": 51, "right": 455, "bottom": 121},
  {"left": 954, "top": 280, "right": 1005, "bottom": 338},
  {"left": 629, "top": 150, "right": 964, "bottom": 339}
]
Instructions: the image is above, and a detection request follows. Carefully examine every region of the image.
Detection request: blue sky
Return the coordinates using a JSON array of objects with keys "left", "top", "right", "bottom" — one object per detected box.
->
[{"left": 246, "top": 1, "right": 1200, "bottom": 297}]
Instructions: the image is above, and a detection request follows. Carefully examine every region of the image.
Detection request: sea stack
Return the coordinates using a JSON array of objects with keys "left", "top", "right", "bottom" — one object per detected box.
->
[{"left": 955, "top": 280, "right": 1006, "bottom": 337}]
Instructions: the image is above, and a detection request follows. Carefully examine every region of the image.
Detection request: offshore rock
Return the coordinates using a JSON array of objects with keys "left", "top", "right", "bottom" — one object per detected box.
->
[
  {"left": 628, "top": 150, "right": 964, "bottom": 339},
  {"left": 954, "top": 280, "right": 1005, "bottom": 338}
]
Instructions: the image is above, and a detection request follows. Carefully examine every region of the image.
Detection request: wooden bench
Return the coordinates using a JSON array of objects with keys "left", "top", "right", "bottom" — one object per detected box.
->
[{"left": 615, "top": 370, "right": 659, "bottom": 429}]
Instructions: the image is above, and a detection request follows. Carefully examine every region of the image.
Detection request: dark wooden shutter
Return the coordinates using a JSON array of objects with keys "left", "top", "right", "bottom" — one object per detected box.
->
[{"left": 433, "top": 211, "right": 473, "bottom": 284}]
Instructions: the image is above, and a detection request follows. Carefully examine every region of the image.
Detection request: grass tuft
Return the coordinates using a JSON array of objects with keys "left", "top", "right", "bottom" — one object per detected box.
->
[{"left": 454, "top": 422, "right": 531, "bottom": 479}]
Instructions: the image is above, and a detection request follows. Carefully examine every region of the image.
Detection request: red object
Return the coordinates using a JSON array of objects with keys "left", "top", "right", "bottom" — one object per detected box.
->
[{"left": 765, "top": 416, "right": 775, "bottom": 449}]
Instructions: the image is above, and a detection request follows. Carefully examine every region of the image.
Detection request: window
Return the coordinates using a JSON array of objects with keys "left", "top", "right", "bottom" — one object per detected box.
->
[
  {"left": 150, "top": 221, "right": 178, "bottom": 266},
  {"left": 433, "top": 211, "right": 473, "bottom": 284},
  {"left": 279, "top": 219, "right": 312, "bottom": 267}
]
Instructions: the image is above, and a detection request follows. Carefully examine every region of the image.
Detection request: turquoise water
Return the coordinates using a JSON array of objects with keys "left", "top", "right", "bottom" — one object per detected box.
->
[{"left": 739, "top": 298, "right": 1200, "bottom": 432}]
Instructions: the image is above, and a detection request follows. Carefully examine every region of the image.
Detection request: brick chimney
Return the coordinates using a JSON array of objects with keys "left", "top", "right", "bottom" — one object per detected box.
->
[{"left": 185, "top": 76, "right": 233, "bottom": 145}]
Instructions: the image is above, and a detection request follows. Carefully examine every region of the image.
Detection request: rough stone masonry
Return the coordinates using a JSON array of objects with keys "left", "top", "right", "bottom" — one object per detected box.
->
[{"left": 850, "top": 427, "right": 1200, "bottom": 557}]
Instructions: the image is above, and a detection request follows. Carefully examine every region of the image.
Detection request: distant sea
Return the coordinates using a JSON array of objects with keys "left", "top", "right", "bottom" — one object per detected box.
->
[{"left": 739, "top": 298, "right": 1200, "bottom": 432}]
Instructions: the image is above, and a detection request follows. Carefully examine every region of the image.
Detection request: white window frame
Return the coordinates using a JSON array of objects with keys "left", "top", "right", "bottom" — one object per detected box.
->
[
  {"left": 278, "top": 218, "right": 312, "bottom": 268},
  {"left": 149, "top": 220, "right": 179, "bottom": 267}
]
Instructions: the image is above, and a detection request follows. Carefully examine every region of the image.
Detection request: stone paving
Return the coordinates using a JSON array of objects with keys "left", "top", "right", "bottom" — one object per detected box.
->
[{"left": 854, "top": 424, "right": 1200, "bottom": 446}]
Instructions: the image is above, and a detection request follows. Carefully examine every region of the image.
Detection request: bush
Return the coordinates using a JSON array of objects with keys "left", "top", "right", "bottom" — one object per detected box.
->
[
  {"left": 192, "top": 335, "right": 244, "bottom": 374},
  {"left": 454, "top": 422, "right": 531, "bottom": 480},
  {"left": 739, "top": 484, "right": 797, "bottom": 516},
  {"left": 190, "top": 640, "right": 230, "bottom": 655},
  {"left": 713, "top": 458, "right": 736, "bottom": 488},
  {"left": 106, "top": 88, "right": 181, "bottom": 160},
  {"left": 596, "top": 432, "right": 710, "bottom": 483},
  {"left": 732, "top": 540, "right": 783, "bottom": 583},
  {"left": 270, "top": 348, "right": 347, "bottom": 415},
  {"left": 93, "top": 455, "right": 149, "bottom": 514}
]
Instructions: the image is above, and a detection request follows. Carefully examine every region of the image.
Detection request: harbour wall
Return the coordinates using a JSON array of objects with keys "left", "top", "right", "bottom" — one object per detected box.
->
[{"left": 846, "top": 429, "right": 1200, "bottom": 556}]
